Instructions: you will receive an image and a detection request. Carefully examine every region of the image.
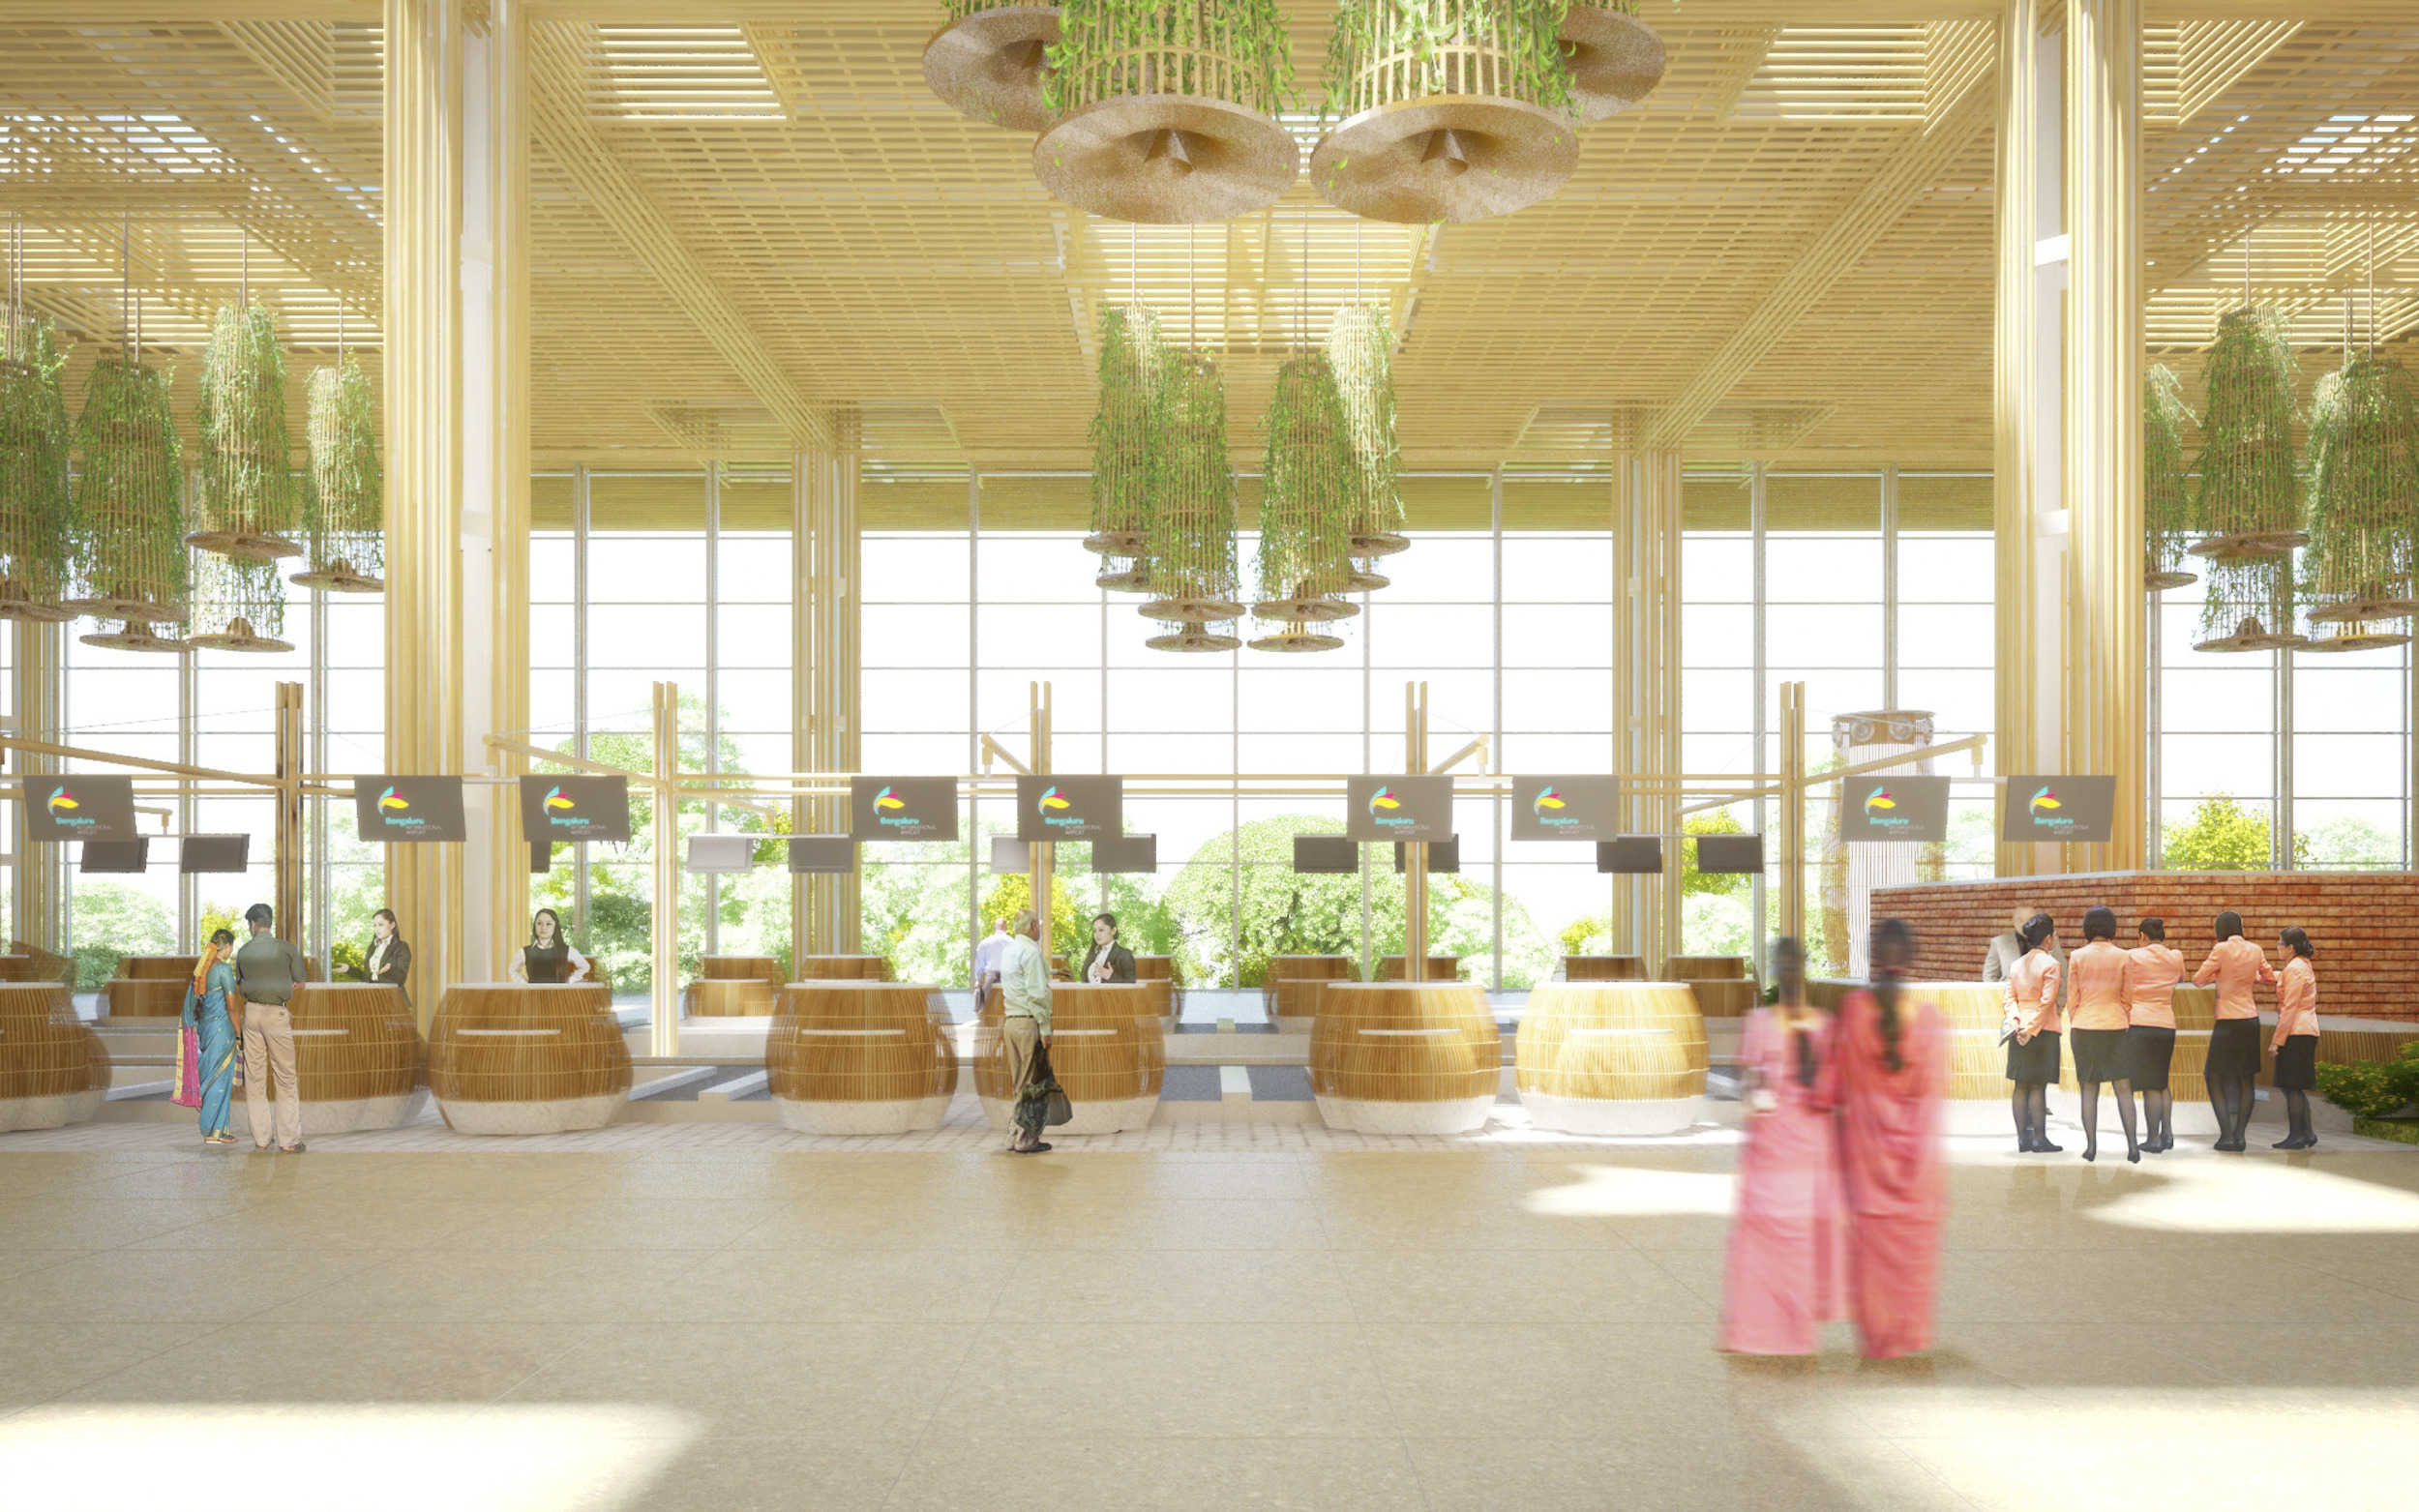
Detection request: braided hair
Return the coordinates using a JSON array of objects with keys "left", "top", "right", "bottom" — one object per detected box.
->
[{"left": 1870, "top": 917, "right": 1915, "bottom": 1073}]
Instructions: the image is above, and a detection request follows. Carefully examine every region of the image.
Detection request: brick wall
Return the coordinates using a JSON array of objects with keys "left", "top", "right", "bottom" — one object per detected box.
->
[{"left": 1871, "top": 871, "right": 2419, "bottom": 1023}]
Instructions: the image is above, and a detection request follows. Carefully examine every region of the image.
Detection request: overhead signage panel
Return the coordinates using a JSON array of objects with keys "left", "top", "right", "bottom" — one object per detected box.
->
[
  {"left": 1839, "top": 774, "right": 1951, "bottom": 844},
  {"left": 1016, "top": 775, "right": 1122, "bottom": 842},
  {"left": 1346, "top": 775, "right": 1452, "bottom": 843},
  {"left": 1508, "top": 775, "right": 1621, "bottom": 842},
  {"left": 518, "top": 775, "right": 632, "bottom": 843},
  {"left": 851, "top": 777, "right": 959, "bottom": 842},
  {"left": 2002, "top": 775, "right": 2116, "bottom": 844},
  {"left": 354, "top": 776, "right": 467, "bottom": 843},
  {"left": 26, "top": 775, "right": 136, "bottom": 843}
]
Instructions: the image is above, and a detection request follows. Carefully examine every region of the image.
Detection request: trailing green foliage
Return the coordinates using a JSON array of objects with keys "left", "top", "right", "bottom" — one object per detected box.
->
[
  {"left": 2315, "top": 1042, "right": 2419, "bottom": 1121},
  {"left": 0, "top": 313, "right": 73, "bottom": 612},
  {"left": 2192, "top": 307, "right": 2302, "bottom": 638},
  {"left": 304, "top": 354, "right": 384, "bottom": 578},
  {"left": 196, "top": 301, "right": 298, "bottom": 540},
  {"left": 2143, "top": 362, "right": 2194, "bottom": 578},
  {"left": 1327, "top": 303, "right": 1404, "bottom": 542},
  {"left": 191, "top": 549, "right": 288, "bottom": 639},
  {"left": 71, "top": 355, "right": 186, "bottom": 616},
  {"left": 1045, "top": 0, "right": 1295, "bottom": 118},
  {"left": 1088, "top": 303, "right": 1163, "bottom": 566},
  {"left": 1255, "top": 352, "right": 1355, "bottom": 608},
  {"left": 1144, "top": 346, "right": 1240, "bottom": 613},
  {"left": 2301, "top": 352, "right": 2419, "bottom": 615},
  {"left": 1324, "top": 0, "right": 1577, "bottom": 119}
]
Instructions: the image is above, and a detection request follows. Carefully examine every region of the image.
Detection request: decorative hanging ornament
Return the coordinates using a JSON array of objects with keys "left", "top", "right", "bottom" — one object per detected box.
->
[
  {"left": 0, "top": 307, "right": 75, "bottom": 624},
  {"left": 1327, "top": 303, "right": 1406, "bottom": 573},
  {"left": 79, "top": 620, "right": 188, "bottom": 654},
  {"left": 1250, "top": 352, "right": 1359, "bottom": 652},
  {"left": 1311, "top": 0, "right": 1582, "bottom": 224},
  {"left": 2188, "top": 306, "right": 2304, "bottom": 562},
  {"left": 62, "top": 355, "right": 186, "bottom": 624},
  {"left": 188, "top": 300, "right": 300, "bottom": 561},
  {"left": 2143, "top": 364, "right": 2196, "bottom": 592},
  {"left": 1140, "top": 346, "right": 1242, "bottom": 650},
  {"left": 2298, "top": 352, "right": 2419, "bottom": 652},
  {"left": 1033, "top": 0, "right": 1299, "bottom": 224},
  {"left": 1085, "top": 303, "right": 1165, "bottom": 592},
  {"left": 291, "top": 351, "right": 384, "bottom": 593},
  {"left": 927, "top": 2, "right": 1061, "bottom": 132},
  {"left": 186, "top": 550, "right": 293, "bottom": 653},
  {"left": 1557, "top": 1, "right": 1665, "bottom": 122}
]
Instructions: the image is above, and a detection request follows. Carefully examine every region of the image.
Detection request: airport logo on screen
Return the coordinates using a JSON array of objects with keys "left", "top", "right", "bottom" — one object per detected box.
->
[
  {"left": 851, "top": 777, "right": 958, "bottom": 842},
  {"left": 2002, "top": 775, "right": 2117, "bottom": 844},
  {"left": 1840, "top": 775, "right": 1951, "bottom": 843},
  {"left": 1345, "top": 775, "right": 1451, "bottom": 842},
  {"left": 356, "top": 776, "right": 467, "bottom": 843},
  {"left": 45, "top": 786, "right": 90, "bottom": 827},
  {"left": 1015, "top": 776, "right": 1121, "bottom": 842},
  {"left": 26, "top": 774, "right": 136, "bottom": 842},
  {"left": 1508, "top": 775, "right": 1620, "bottom": 842},
  {"left": 517, "top": 775, "right": 633, "bottom": 843}
]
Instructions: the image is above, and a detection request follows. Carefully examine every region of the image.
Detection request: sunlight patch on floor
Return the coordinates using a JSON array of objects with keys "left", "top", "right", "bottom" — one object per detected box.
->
[
  {"left": 2084, "top": 1158, "right": 2419, "bottom": 1232},
  {"left": 1519, "top": 1163, "right": 1737, "bottom": 1217}
]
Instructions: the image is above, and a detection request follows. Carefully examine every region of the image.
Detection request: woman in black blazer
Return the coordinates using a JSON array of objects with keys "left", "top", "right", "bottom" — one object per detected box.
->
[
  {"left": 1077, "top": 912, "right": 1135, "bottom": 984},
  {"left": 346, "top": 906, "right": 412, "bottom": 1008}
]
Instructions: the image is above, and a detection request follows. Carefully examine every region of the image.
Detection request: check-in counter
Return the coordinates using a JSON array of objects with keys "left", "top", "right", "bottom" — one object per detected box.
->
[
  {"left": 1309, "top": 981, "right": 1501, "bottom": 1135},
  {"left": 1562, "top": 955, "right": 1647, "bottom": 982},
  {"left": 685, "top": 956, "right": 787, "bottom": 1017},
  {"left": 974, "top": 982, "right": 1163, "bottom": 1135},
  {"left": 0, "top": 983, "right": 105, "bottom": 1132},
  {"left": 767, "top": 980, "right": 959, "bottom": 1134},
  {"left": 1267, "top": 955, "right": 1356, "bottom": 1033},
  {"left": 428, "top": 983, "right": 631, "bottom": 1135},
  {"left": 97, "top": 956, "right": 197, "bottom": 1019},
  {"left": 1515, "top": 982, "right": 1707, "bottom": 1134},
  {"left": 1376, "top": 955, "right": 1462, "bottom": 982},
  {"left": 230, "top": 982, "right": 425, "bottom": 1135},
  {"left": 796, "top": 955, "right": 892, "bottom": 982}
]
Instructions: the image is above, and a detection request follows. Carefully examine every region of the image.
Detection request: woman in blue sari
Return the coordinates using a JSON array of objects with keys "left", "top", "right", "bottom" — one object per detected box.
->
[{"left": 181, "top": 929, "right": 241, "bottom": 1146}]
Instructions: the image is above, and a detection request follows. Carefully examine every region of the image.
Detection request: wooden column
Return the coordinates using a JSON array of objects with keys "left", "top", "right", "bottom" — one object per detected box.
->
[
  {"left": 274, "top": 681, "right": 304, "bottom": 939},
  {"left": 1992, "top": 0, "right": 2042, "bottom": 879},
  {"left": 1614, "top": 451, "right": 1684, "bottom": 968},
  {"left": 2063, "top": 0, "right": 2146, "bottom": 871},
  {"left": 1028, "top": 681, "right": 1053, "bottom": 966},
  {"left": 792, "top": 433, "right": 861, "bottom": 958},
  {"left": 651, "top": 680, "right": 678, "bottom": 1055},
  {"left": 1404, "top": 680, "right": 1427, "bottom": 980},
  {"left": 10, "top": 621, "right": 63, "bottom": 951}
]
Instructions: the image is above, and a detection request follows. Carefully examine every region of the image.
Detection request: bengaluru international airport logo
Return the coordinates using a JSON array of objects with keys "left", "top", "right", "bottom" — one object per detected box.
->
[
  {"left": 1035, "top": 786, "right": 1080, "bottom": 831},
  {"left": 2029, "top": 786, "right": 2062, "bottom": 816},
  {"left": 44, "top": 786, "right": 96, "bottom": 830},
  {"left": 1367, "top": 786, "right": 1415, "bottom": 832},
  {"left": 542, "top": 785, "right": 581, "bottom": 827},
  {"left": 378, "top": 786, "right": 411, "bottom": 814},
  {"left": 872, "top": 786, "right": 918, "bottom": 830},
  {"left": 2025, "top": 785, "right": 2080, "bottom": 834},
  {"left": 375, "top": 785, "right": 432, "bottom": 833},
  {"left": 1860, "top": 784, "right": 1911, "bottom": 831},
  {"left": 1530, "top": 785, "right": 1579, "bottom": 832}
]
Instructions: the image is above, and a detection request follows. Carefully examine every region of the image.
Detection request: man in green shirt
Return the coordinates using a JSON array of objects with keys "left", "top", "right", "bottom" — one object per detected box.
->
[
  {"left": 998, "top": 908, "right": 1054, "bottom": 1153},
  {"left": 234, "top": 903, "right": 309, "bottom": 1152}
]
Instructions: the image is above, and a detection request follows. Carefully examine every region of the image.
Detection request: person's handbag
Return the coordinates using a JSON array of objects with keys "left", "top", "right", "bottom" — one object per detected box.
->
[
  {"left": 172, "top": 1025, "right": 202, "bottom": 1109},
  {"left": 1030, "top": 1044, "right": 1074, "bottom": 1128}
]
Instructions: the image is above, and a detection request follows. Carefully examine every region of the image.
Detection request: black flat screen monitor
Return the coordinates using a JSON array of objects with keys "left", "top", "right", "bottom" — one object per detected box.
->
[
  {"left": 1293, "top": 835, "right": 1357, "bottom": 875},
  {"left": 788, "top": 836, "right": 855, "bottom": 875},
  {"left": 1693, "top": 834, "right": 1765, "bottom": 874},
  {"left": 990, "top": 836, "right": 1030, "bottom": 875},
  {"left": 179, "top": 835, "right": 250, "bottom": 874},
  {"left": 1090, "top": 835, "right": 1157, "bottom": 874},
  {"left": 78, "top": 839, "right": 148, "bottom": 874},
  {"left": 1391, "top": 838, "right": 1460, "bottom": 874},
  {"left": 1597, "top": 836, "right": 1665, "bottom": 875}
]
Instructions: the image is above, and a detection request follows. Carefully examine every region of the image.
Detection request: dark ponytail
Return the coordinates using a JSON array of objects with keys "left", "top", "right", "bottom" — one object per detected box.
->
[
  {"left": 1793, "top": 1023, "right": 1817, "bottom": 1088},
  {"left": 1871, "top": 917, "right": 1915, "bottom": 1074},
  {"left": 2019, "top": 913, "right": 2056, "bottom": 952},
  {"left": 2280, "top": 926, "right": 2314, "bottom": 960}
]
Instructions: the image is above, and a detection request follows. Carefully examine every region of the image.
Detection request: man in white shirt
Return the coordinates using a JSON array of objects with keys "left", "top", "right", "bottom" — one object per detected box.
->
[
  {"left": 997, "top": 909, "right": 1054, "bottom": 1154},
  {"left": 971, "top": 917, "right": 1012, "bottom": 1002}
]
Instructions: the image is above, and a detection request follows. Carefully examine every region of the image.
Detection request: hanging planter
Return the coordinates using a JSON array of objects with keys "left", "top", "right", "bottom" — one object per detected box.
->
[
  {"left": 1084, "top": 303, "right": 1164, "bottom": 593},
  {"left": 187, "top": 300, "right": 301, "bottom": 561},
  {"left": 1033, "top": 0, "right": 1299, "bottom": 224},
  {"left": 291, "top": 354, "right": 384, "bottom": 593},
  {"left": 2188, "top": 307, "right": 2304, "bottom": 562},
  {"left": 2143, "top": 364, "right": 2196, "bottom": 592},
  {"left": 0, "top": 312, "right": 75, "bottom": 623},
  {"left": 1140, "top": 346, "right": 1242, "bottom": 650},
  {"left": 1557, "top": 1, "right": 1665, "bottom": 122},
  {"left": 1328, "top": 302, "right": 1406, "bottom": 572},
  {"left": 926, "top": 1, "right": 1063, "bottom": 133},
  {"left": 2298, "top": 352, "right": 2419, "bottom": 653},
  {"left": 1250, "top": 352, "right": 1359, "bottom": 653},
  {"left": 79, "top": 620, "right": 189, "bottom": 654},
  {"left": 186, "top": 550, "right": 293, "bottom": 653},
  {"left": 1311, "top": 0, "right": 1582, "bottom": 223},
  {"left": 62, "top": 355, "right": 186, "bottom": 624}
]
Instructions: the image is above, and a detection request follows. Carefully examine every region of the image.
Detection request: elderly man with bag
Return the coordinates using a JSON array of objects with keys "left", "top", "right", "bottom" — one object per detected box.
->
[{"left": 997, "top": 908, "right": 1064, "bottom": 1154}]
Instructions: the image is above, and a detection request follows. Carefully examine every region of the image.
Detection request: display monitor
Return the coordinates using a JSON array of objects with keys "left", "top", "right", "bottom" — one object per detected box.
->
[
  {"left": 788, "top": 836, "right": 855, "bottom": 874},
  {"left": 77, "top": 839, "right": 148, "bottom": 874},
  {"left": 1597, "top": 836, "right": 1665, "bottom": 874},
  {"left": 1508, "top": 775, "right": 1621, "bottom": 842},
  {"left": 2001, "top": 775, "right": 2117, "bottom": 844},
  {"left": 518, "top": 775, "right": 632, "bottom": 843},
  {"left": 353, "top": 776, "right": 467, "bottom": 842},
  {"left": 685, "top": 834, "right": 758, "bottom": 874},
  {"left": 1841, "top": 774, "right": 1952, "bottom": 843},
  {"left": 1693, "top": 834, "right": 1765, "bottom": 874},
  {"left": 850, "top": 777, "right": 957, "bottom": 841},
  {"left": 179, "top": 835, "right": 250, "bottom": 874},
  {"left": 990, "top": 835, "right": 1030, "bottom": 874},
  {"left": 1016, "top": 775, "right": 1122, "bottom": 841},
  {"left": 1090, "top": 835, "right": 1157, "bottom": 874},
  {"left": 1345, "top": 775, "right": 1451, "bottom": 842},
  {"left": 28, "top": 776, "right": 137, "bottom": 843},
  {"left": 1391, "top": 838, "right": 1460, "bottom": 874},
  {"left": 1293, "top": 835, "right": 1358, "bottom": 874}
]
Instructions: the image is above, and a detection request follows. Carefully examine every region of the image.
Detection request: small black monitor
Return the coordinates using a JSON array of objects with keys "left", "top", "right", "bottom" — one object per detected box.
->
[
  {"left": 530, "top": 841, "right": 552, "bottom": 875},
  {"left": 1090, "top": 835, "right": 1157, "bottom": 874},
  {"left": 78, "top": 839, "right": 149, "bottom": 874},
  {"left": 788, "top": 836, "right": 855, "bottom": 875},
  {"left": 1597, "top": 836, "right": 1665, "bottom": 875},
  {"left": 989, "top": 836, "right": 1030, "bottom": 874},
  {"left": 1391, "top": 838, "right": 1460, "bottom": 874},
  {"left": 1292, "top": 835, "right": 1357, "bottom": 875},
  {"left": 1693, "top": 834, "right": 1765, "bottom": 874},
  {"left": 179, "top": 835, "right": 250, "bottom": 874}
]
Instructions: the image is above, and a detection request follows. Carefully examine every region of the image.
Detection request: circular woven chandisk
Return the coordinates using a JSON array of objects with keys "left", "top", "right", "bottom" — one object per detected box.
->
[
  {"left": 2188, "top": 530, "right": 2307, "bottom": 560},
  {"left": 1249, "top": 631, "right": 1345, "bottom": 653},
  {"left": 1035, "top": 96, "right": 1298, "bottom": 224},
  {"left": 923, "top": 6, "right": 1060, "bottom": 133},
  {"left": 1560, "top": 4, "right": 1667, "bottom": 122},
  {"left": 1311, "top": 98, "right": 1576, "bottom": 223}
]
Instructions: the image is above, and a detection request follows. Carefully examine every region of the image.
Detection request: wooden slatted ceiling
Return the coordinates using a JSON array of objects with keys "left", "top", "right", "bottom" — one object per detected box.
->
[{"left": 1, "top": 7, "right": 2413, "bottom": 485}]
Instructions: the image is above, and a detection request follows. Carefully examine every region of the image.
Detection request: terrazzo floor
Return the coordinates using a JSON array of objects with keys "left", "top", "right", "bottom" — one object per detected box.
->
[{"left": 2, "top": 1133, "right": 2416, "bottom": 1511}]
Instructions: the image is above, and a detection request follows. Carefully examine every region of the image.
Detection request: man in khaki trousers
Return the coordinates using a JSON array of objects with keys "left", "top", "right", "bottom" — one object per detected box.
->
[
  {"left": 997, "top": 909, "right": 1054, "bottom": 1154},
  {"left": 234, "top": 903, "right": 308, "bottom": 1152}
]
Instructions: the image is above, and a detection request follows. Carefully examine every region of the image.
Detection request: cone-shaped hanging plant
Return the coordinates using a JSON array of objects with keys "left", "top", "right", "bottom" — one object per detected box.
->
[
  {"left": 0, "top": 313, "right": 75, "bottom": 621},
  {"left": 190, "top": 300, "right": 300, "bottom": 559},
  {"left": 2190, "top": 307, "right": 2302, "bottom": 554},
  {"left": 1327, "top": 302, "right": 1405, "bottom": 561},
  {"left": 2143, "top": 363, "right": 2195, "bottom": 591},
  {"left": 187, "top": 548, "right": 292, "bottom": 652},
  {"left": 1253, "top": 351, "right": 1357, "bottom": 625},
  {"left": 295, "top": 354, "right": 384, "bottom": 592},
  {"left": 64, "top": 354, "right": 186, "bottom": 624},
  {"left": 1322, "top": 0, "right": 1579, "bottom": 119},
  {"left": 1139, "top": 346, "right": 1241, "bottom": 633},
  {"left": 1085, "top": 303, "right": 1163, "bottom": 592},
  {"left": 2301, "top": 352, "right": 2419, "bottom": 635}
]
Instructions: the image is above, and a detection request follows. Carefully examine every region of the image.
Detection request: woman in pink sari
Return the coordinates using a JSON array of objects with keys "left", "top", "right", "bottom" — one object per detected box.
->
[
  {"left": 1720, "top": 937, "right": 1846, "bottom": 1356},
  {"left": 1834, "top": 918, "right": 1947, "bottom": 1360}
]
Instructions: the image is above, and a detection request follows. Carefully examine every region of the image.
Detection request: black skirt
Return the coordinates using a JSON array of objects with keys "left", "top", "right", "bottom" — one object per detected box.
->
[
  {"left": 2070, "top": 1026, "right": 2131, "bottom": 1084},
  {"left": 2127, "top": 1026, "right": 2177, "bottom": 1092},
  {"left": 2272, "top": 1035, "right": 2318, "bottom": 1091},
  {"left": 2206, "top": 1017, "right": 2263, "bottom": 1079},
  {"left": 2006, "top": 1029, "right": 2060, "bottom": 1084}
]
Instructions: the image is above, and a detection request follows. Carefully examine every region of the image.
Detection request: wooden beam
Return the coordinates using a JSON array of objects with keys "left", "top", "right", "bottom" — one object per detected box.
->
[{"left": 526, "top": 21, "right": 832, "bottom": 453}]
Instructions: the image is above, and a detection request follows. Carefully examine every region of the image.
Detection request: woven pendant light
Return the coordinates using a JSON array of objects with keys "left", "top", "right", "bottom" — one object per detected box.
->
[
  {"left": 0, "top": 307, "right": 75, "bottom": 624},
  {"left": 188, "top": 300, "right": 300, "bottom": 561},
  {"left": 2299, "top": 352, "right": 2419, "bottom": 653},
  {"left": 1250, "top": 353, "right": 1359, "bottom": 652},
  {"left": 927, "top": 1, "right": 1061, "bottom": 132},
  {"left": 1033, "top": 0, "right": 1299, "bottom": 224},
  {"left": 1558, "top": 2, "right": 1665, "bottom": 122},
  {"left": 62, "top": 354, "right": 186, "bottom": 624},
  {"left": 1328, "top": 303, "right": 1406, "bottom": 576},
  {"left": 1140, "top": 346, "right": 1242, "bottom": 651},
  {"left": 1085, "top": 302, "right": 1164, "bottom": 593},
  {"left": 1311, "top": 0, "right": 1581, "bottom": 224},
  {"left": 2189, "top": 306, "right": 2304, "bottom": 563},
  {"left": 291, "top": 350, "right": 383, "bottom": 593},
  {"left": 186, "top": 550, "right": 293, "bottom": 653},
  {"left": 2143, "top": 364, "right": 2196, "bottom": 592}
]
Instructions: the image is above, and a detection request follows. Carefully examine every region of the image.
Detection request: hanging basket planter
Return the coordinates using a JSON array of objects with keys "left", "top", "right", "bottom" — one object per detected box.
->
[
  {"left": 1033, "top": 0, "right": 1299, "bottom": 224},
  {"left": 1557, "top": 2, "right": 1665, "bottom": 122},
  {"left": 2299, "top": 352, "right": 2418, "bottom": 638},
  {"left": 79, "top": 619, "right": 189, "bottom": 654},
  {"left": 62, "top": 355, "right": 186, "bottom": 624},
  {"left": 1311, "top": 0, "right": 1581, "bottom": 224},
  {"left": 292, "top": 354, "right": 384, "bottom": 593},
  {"left": 2188, "top": 307, "right": 2305, "bottom": 562},
  {"left": 926, "top": 1, "right": 1063, "bottom": 132},
  {"left": 1085, "top": 302, "right": 1163, "bottom": 592},
  {"left": 1139, "top": 346, "right": 1243, "bottom": 640},
  {"left": 187, "top": 301, "right": 301, "bottom": 562},
  {"left": 1251, "top": 352, "right": 1359, "bottom": 649},
  {"left": 0, "top": 314, "right": 76, "bottom": 623},
  {"left": 2143, "top": 363, "right": 2196, "bottom": 592},
  {"left": 186, "top": 551, "right": 293, "bottom": 654},
  {"left": 1328, "top": 302, "right": 1407, "bottom": 559}
]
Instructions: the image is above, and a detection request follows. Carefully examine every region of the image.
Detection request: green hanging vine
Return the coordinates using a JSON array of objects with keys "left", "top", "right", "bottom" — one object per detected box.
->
[
  {"left": 1327, "top": 303, "right": 1404, "bottom": 548},
  {"left": 194, "top": 300, "right": 298, "bottom": 548},
  {"left": 2302, "top": 352, "right": 2419, "bottom": 621},
  {"left": 1255, "top": 352, "right": 1357, "bottom": 611},
  {"left": 1324, "top": 0, "right": 1578, "bottom": 120},
  {"left": 303, "top": 354, "right": 384, "bottom": 584},
  {"left": 1044, "top": 0, "right": 1296, "bottom": 119},
  {"left": 1086, "top": 302, "right": 1164, "bottom": 587},
  {"left": 2191, "top": 307, "right": 2303, "bottom": 643},
  {"left": 0, "top": 313, "right": 74, "bottom": 618},
  {"left": 1142, "top": 345, "right": 1240, "bottom": 620},
  {"left": 2143, "top": 363, "right": 2194, "bottom": 585},
  {"left": 68, "top": 355, "right": 186, "bottom": 622}
]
